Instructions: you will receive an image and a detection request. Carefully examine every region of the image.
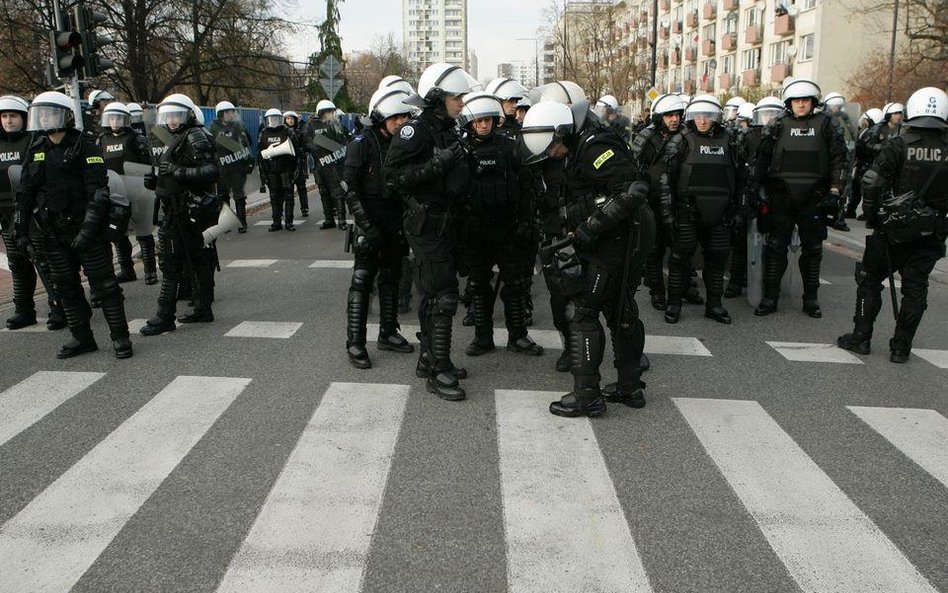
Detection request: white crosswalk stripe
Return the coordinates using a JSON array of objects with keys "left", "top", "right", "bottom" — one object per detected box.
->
[
  {"left": 766, "top": 341, "right": 865, "bottom": 364},
  {"left": 0, "top": 375, "right": 251, "bottom": 593},
  {"left": 0, "top": 377, "right": 945, "bottom": 591},
  {"left": 216, "top": 382, "right": 409, "bottom": 593},
  {"left": 226, "top": 259, "right": 279, "bottom": 268},
  {"left": 674, "top": 397, "right": 937, "bottom": 593},
  {"left": 0, "top": 371, "right": 104, "bottom": 446}
]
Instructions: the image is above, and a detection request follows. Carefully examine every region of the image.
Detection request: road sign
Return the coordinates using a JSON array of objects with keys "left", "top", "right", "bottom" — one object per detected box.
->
[
  {"left": 645, "top": 86, "right": 660, "bottom": 103},
  {"left": 319, "top": 55, "right": 343, "bottom": 78},
  {"left": 320, "top": 78, "right": 344, "bottom": 100}
]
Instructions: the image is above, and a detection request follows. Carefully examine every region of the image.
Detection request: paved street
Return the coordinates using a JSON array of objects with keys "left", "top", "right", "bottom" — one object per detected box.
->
[{"left": 1, "top": 198, "right": 947, "bottom": 593}]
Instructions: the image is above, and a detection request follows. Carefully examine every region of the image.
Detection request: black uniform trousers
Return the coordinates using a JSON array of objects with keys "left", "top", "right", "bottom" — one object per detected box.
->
[
  {"left": 761, "top": 192, "right": 826, "bottom": 303},
  {"left": 347, "top": 213, "right": 407, "bottom": 347},
  {"left": 265, "top": 171, "right": 294, "bottom": 227},
  {"left": 32, "top": 215, "right": 128, "bottom": 342},
  {"left": 668, "top": 201, "right": 730, "bottom": 306},
  {"left": 313, "top": 166, "right": 343, "bottom": 223},
  {"left": 853, "top": 230, "right": 946, "bottom": 352},
  {"left": 154, "top": 204, "right": 213, "bottom": 320},
  {"left": 219, "top": 168, "right": 249, "bottom": 228}
]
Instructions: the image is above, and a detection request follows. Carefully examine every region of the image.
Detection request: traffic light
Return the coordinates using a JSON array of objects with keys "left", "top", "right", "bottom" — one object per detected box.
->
[
  {"left": 49, "top": 30, "right": 83, "bottom": 79},
  {"left": 73, "top": 3, "right": 113, "bottom": 77}
]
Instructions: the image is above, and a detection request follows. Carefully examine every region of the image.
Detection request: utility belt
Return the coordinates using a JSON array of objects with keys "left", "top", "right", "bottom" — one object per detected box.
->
[
  {"left": 539, "top": 236, "right": 585, "bottom": 297},
  {"left": 880, "top": 191, "right": 948, "bottom": 244},
  {"left": 404, "top": 196, "right": 453, "bottom": 237}
]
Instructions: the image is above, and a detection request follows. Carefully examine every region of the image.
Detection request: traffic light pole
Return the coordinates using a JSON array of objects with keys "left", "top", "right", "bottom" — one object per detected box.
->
[{"left": 51, "top": 0, "right": 84, "bottom": 130}]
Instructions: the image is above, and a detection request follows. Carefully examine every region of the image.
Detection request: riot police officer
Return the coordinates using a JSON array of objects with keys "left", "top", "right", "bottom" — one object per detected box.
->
[
  {"left": 343, "top": 87, "right": 415, "bottom": 369},
  {"left": 14, "top": 91, "right": 132, "bottom": 358},
  {"left": 98, "top": 101, "right": 156, "bottom": 284},
  {"left": 849, "top": 107, "right": 885, "bottom": 220},
  {"left": 139, "top": 94, "right": 219, "bottom": 335},
  {"left": 595, "top": 95, "right": 631, "bottom": 143},
  {"left": 458, "top": 91, "right": 543, "bottom": 357},
  {"left": 84, "top": 89, "right": 115, "bottom": 136},
  {"left": 210, "top": 101, "right": 253, "bottom": 232},
  {"left": 284, "top": 110, "right": 310, "bottom": 218},
  {"left": 751, "top": 78, "right": 846, "bottom": 318},
  {"left": 632, "top": 93, "right": 687, "bottom": 311},
  {"left": 823, "top": 92, "right": 857, "bottom": 231},
  {"left": 1, "top": 95, "right": 65, "bottom": 330},
  {"left": 521, "top": 100, "right": 655, "bottom": 417},
  {"left": 304, "top": 100, "right": 349, "bottom": 229},
  {"left": 726, "top": 96, "right": 782, "bottom": 298},
  {"left": 127, "top": 102, "right": 147, "bottom": 136},
  {"left": 838, "top": 87, "right": 947, "bottom": 363},
  {"left": 485, "top": 77, "right": 528, "bottom": 139},
  {"left": 385, "top": 62, "right": 477, "bottom": 400},
  {"left": 660, "top": 95, "right": 739, "bottom": 324},
  {"left": 257, "top": 108, "right": 300, "bottom": 231}
]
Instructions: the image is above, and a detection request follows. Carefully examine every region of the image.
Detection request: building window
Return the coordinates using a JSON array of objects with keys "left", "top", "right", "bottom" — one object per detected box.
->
[
  {"left": 702, "top": 23, "right": 716, "bottom": 39},
  {"left": 799, "top": 33, "right": 815, "bottom": 60},
  {"left": 724, "top": 12, "right": 739, "bottom": 33},
  {"left": 722, "top": 54, "right": 734, "bottom": 74},
  {"left": 802, "top": 0, "right": 817, "bottom": 9},
  {"left": 742, "top": 47, "right": 760, "bottom": 70},
  {"left": 770, "top": 39, "right": 791, "bottom": 65},
  {"left": 744, "top": 6, "right": 758, "bottom": 26}
]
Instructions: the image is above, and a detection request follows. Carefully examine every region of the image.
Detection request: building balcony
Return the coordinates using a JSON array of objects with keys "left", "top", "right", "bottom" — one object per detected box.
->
[
  {"left": 702, "top": 38, "right": 716, "bottom": 56},
  {"left": 685, "top": 46, "right": 697, "bottom": 61},
  {"left": 723, "top": 0, "right": 738, "bottom": 10},
  {"left": 745, "top": 24, "right": 763, "bottom": 44},
  {"left": 721, "top": 32, "right": 737, "bottom": 51},
  {"left": 686, "top": 10, "right": 699, "bottom": 28},
  {"left": 718, "top": 73, "right": 733, "bottom": 89},
  {"left": 771, "top": 62, "right": 792, "bottom": 82},
  {"left": 672, "top": 20, "right": 682, "bottom": 33},
  {"left": 774, "top": 13, "right": 794, "bottom": 35},
  {"left": 742, "top": 68, "right": 760, "bottom": 86},
  {"left": 670, "top": 50, "right": 681, "bottom": 65},
  {"left": 703, "top": 1, "right": 716, "bottom": 20},
  {"left": 684, "top": 80, "right": 696, "bottom": 94},
  {"left": 700, "top": 76, "right": 715, "bottom": 91}
]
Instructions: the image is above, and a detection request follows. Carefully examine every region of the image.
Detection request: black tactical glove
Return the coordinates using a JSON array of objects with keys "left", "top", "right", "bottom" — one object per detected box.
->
[
  {"left": 435, "top": 142, "right": 466, "bottom": 169},
  {"left": 259, "top": 185, "right": 267, "bottom": 194},
  {"left": 358, "top": 222, "right": 382, "bottom": 246},
  {"left": 158, "top": 162, "right": 179, "bottom": 177},
  {"left": 570, "top": 221, "right": 597, "bottom": 248},
  {"left": 246, "top": 161, "right": 255, "bottom": 175},
  {"left": 143, "top": 172, "right": 157, "bottom": 190}
]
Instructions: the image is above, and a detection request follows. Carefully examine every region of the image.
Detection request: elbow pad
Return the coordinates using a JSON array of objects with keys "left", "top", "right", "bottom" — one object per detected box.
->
[
  {"left": 586, "top": 181, "right": 648, "bottom": 236},
  {"left": 397, "top": 154, "right": 445, "bottom": 188}
]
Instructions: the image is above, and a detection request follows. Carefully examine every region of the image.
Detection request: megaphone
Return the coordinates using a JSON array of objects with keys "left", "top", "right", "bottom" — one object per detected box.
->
[
  {"left": 261, "top": 138, "right": 295, "bottom": 160},
  {"left": 202, "top": 203, "right": 242, "bottom": 246}
]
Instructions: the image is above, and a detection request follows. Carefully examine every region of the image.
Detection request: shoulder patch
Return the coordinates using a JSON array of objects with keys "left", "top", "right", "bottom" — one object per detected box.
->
[
  {"left": 86, "top": 156, "right": 104, "bottom": 164},
  {"left": 592, "top": 149, "right": 615, "bottom": 170},
  {"left": 399, "top": 125, "right": 415, "bottom": 140},
  {"left": 33, "top": 152, "right": 45, "bottom": 162}
]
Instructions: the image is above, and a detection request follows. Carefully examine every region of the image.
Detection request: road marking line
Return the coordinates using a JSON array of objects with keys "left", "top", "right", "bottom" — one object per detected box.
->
[
  {"left": 496, "top": 389, "right": 653, "bottom": 593},
  {"left": 215, "top": 382, "right": 409, "bottom": 593},
  {"left": 912, "top": 349, "right": 948, "bottom": 369},
  {"left": 226, "top": 259, "right": 279, "bottom": 268},
  {"left": 674, "top": 398, "right": 937, "bottom": 593},
  {"left": 0, "top": 251, "right": 8, "bottom": 271},
  {"left": 766, "top": 341, "right": 864, "bottom": 364},
  {"left": 0, "top": 371, "right": 105, "bottom": 446},
  {"left": 225, "top": 321, "right": 303, "bottom": 339},
  {"left": 308, "top": 260, "right": 353, "bottom": 268},
  {"left": 0, "top": 375, "right": 251, "bottom": 593},
  {"left": 848, "top": 406, "right": 948, "bottom": 489}
]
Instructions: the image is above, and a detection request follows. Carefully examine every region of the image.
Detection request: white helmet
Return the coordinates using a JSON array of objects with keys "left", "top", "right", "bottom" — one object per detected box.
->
[
  {"left": 458, "top": 91, "right": 504, "bottom": 128},
  {"left": 417, "top": 62, "right": 478, "bottom": 104},
  {"left": 485, "top": 77, "right": 528, "bottom": 101},
  {"left": 215, "top": 101, "right": 236, "bottom": 115},
  {"left": 283, "top": 110, "right": 300, "bottom": 122},
  {"left": 520, "top": 101, "right": 574, "bottom": 160},
  {"left": 0, "top": 95, "right": 29, "bottom": 118},
  {"left": 678, "top": 93, "right": 692, "bottom": 105},
  {"left": 87, "top": 89, "right": 115, "bottom": 106},
  {"left": 378, "top": 75, "right": 414, "bottom": 94},
  {"left": 753, "top": 96, "right": 785, "bottom": 126},
  {"left": 531, "top": 80, "right": 587, "bottom": 106},
  {"left": 368, "top": 87, "right": 413, "bottom": 125},
  {"left": 782, "top": 77, "right": 821, "bottom": 106},
  {"left": 595, "top": 94, "right": 619, "bottom": 117},
  {"left": 316, "top": 99, "right": 336, "bottom": 115},
  {"left": 736, "top": 102, "right": 755, "bottom": 121},
  {"left": 864, "top": 108, "right": 884, "bottom": 126},
  {"left": 156, "top": 93, "right": 200, "bottom": 128},
  {"left": 723, "top": 96, "right": 746, "bottom": 120},
  {"left": 101, "top": 101, "right": 131, "bottom": 130},
  {"left": 823, "top": 92, "right": 845, "bottom": 109},
  {"left": 882, "top": 102, "right": 904, "bottom": 121},
  {"left": 126, "top": 102, "right": 144, "bottom": 123},
  {"left": 28, "top": 91, "right": 77, "bottom": 132},
  {"left": 685, "top": 94, "right": 722, "bottom": 123},
  {"left": 903, "top": 87, "right": 947, "bottom": 129},
  {"left": 651, "top": 93, "right": 687, "bottom": 115},
  {"left": 516, "top": 97, "right": 532, "bottom": 110},
  {"left": 264, "top": 107, "right": 283, "bottom": 128}
]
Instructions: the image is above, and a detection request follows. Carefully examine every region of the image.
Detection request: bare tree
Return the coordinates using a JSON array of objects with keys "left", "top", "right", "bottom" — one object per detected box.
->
[
  {"left": 343, "top": 34, "right": 418, "bottom": 111},
  {"left": 846, "top": 52, "right": 947, "bottom": 108}
]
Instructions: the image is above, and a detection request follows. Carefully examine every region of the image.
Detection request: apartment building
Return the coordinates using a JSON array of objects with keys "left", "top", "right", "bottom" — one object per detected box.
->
[
  {"left": 401, "top": 0, "right": 469, "bottom": 72},
  {"left": 567, "top": 0, "right": 897, "bottom": 111}
]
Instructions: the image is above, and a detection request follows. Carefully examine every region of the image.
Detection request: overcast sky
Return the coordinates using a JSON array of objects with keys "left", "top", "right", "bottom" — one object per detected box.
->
[{"left": 287, "top": 0, "right": 551, "bottom": 83}]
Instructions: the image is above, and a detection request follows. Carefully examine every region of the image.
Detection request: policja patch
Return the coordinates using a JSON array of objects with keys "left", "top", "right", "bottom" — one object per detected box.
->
[
  {"left": 592, "top": 149, "right": 614, "bottom": 169},
  {"left": 400, "top": 125, "right": 415, "bottom": 140}
]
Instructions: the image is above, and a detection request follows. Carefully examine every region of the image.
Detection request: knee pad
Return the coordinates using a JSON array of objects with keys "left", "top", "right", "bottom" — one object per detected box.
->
[
  {"left": 432, "top": 292, "right": 459, "bottom": 316},
  {"left": 570, "top": 305, "right": 599, "bottom": 328},
  {"left": 96, "top": 277, "right": 121, "bottom": 297},
  {"left": 350, "top": 267, "right": 374, "bottom": 292}
]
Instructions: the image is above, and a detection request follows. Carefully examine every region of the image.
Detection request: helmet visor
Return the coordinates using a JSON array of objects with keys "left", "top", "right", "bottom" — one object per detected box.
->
[
  {"left": 156, "top": 105, "right": 190, "bottom": 127},
  {"left": 753, "top": 107, "right": 783, "bottom": 126},
  {"left": 101, "top": 112, "right": 130, "bottom": 130},
  {"left": 28, "top": 105, "right": 69, "bottom": 131},
  {"left": 266, "top": 114, "right": 283, "bottom": 128},
  {"left": 685, "top": 110, "right": 721, "bottom": 123},
  {"left": 723, "top": 106, "right": 738, "bottom": 120}
]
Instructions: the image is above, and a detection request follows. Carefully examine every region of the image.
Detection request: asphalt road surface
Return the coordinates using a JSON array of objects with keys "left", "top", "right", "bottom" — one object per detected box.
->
[{"left": 1, "top": 197, "right": 947, "bottom": 593}]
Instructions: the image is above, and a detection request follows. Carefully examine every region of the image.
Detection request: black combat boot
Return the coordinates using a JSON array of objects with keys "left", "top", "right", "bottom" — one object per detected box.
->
[
  {"left": 550, "top": 385, "right": 606, "bottom": 418},
  {"left": 377, "top": 286, "right": 413, "bottom": 353},
  {"left": 141, "top": 275, "right": 178, "bottom": 336},
  {"left": 58, "top": 326, "right": 98, "bottom": 359},
  {"left": 465, "top": 285, "right": 495, "bottom": 356},
  {"left": 427, "top": 315, "right": 465, "bottom": 401}
]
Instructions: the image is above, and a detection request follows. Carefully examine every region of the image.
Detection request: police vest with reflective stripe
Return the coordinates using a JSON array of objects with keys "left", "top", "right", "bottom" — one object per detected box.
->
[{"left": 771, "top": 113, "right": 831, "bottom": 182}]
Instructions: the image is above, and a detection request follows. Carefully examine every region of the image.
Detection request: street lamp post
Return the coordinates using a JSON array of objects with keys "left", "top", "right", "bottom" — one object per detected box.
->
[{"left": 516, "top": 37, "right": 541, "bottom": 87}]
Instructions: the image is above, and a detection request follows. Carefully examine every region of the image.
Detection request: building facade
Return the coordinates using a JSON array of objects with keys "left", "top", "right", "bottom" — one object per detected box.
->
[{"left": 401, "top": 0, "right": 469, "bottom": 72}]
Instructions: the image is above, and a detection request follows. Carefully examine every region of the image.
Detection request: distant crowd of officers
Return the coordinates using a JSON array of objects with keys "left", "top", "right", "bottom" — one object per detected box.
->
[{"left": 1, "top": 70, "right": 945, "bottom": 418}]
